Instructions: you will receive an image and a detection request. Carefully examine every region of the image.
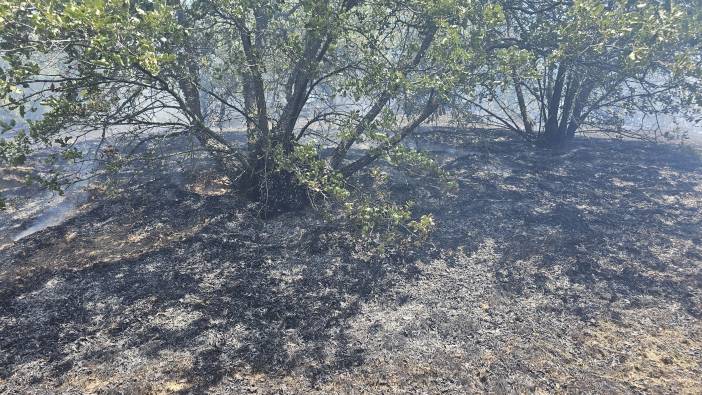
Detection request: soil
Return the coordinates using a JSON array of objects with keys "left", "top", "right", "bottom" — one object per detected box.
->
[{"left": 1, "top": 129, "right": 701, "bottom": 394}]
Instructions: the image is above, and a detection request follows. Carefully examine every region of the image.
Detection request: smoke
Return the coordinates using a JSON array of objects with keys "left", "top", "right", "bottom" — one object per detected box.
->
[
  {"left": 12, "top": 189, "right": 88, "bottom": 241},
  {"left": 11, "top": 151, "right": 95, "bottom": 242}
]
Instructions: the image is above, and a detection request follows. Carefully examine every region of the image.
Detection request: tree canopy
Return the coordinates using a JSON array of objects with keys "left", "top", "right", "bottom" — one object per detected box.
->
[
  {"left": 456, "top": 0, "right": 702, "bottom": 145},
  {"left": 1, "top": 0, "right": 700, "bottom": 229}
]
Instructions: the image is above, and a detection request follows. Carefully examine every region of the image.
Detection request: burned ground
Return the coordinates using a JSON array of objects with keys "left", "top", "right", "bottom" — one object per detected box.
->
[{"left": 1, "top": 129, "right": 701, "bottom": 393}]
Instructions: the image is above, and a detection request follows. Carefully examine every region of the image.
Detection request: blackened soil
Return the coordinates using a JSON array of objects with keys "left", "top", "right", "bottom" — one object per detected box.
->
[{"left": 1, "top": 129, "right": 701, "bottom": 394}]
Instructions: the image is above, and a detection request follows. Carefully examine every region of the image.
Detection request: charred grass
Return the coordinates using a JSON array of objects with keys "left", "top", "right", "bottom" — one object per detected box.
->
[{"left": 1, "top": 129, "right": 701, "bottom": 393}]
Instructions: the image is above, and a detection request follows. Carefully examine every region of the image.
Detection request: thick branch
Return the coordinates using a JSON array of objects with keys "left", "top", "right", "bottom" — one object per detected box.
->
[{"left": 340, "top": 91, "right": 439, "bottom": 177}]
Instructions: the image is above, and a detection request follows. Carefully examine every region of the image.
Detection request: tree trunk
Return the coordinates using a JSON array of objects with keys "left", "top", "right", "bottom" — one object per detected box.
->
[
  {"left": 238, "top": 133, "right": 309, "bottom": 214},
  {"left": 566, "top": 81, "right": 594, "bottom": 138},
  {"left": 558, "top": 73, "right": 580, "bottom": 137},
  {"left": 244, "top": 163, "right": 309, "bottom": 214},
  {"left": 512, "top": 70, "right": 534, "bottom": 137},
  {"left": 539, "top": 63, "right": 568, "bottom": 146}
]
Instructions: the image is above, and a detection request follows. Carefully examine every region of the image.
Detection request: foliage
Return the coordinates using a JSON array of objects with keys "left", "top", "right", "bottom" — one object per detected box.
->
[
  {"left": 0, "top": 0, "right": 699, "bottom": 236},
  {"left": 0, "top": 0, "right": 482, "bottom": 237},
  {"left": 456, "top": 0, "right": 702, "bottom": 145}
]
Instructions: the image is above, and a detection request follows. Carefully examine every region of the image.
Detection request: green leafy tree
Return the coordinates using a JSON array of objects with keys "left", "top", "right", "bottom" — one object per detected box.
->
[
  {"left": 457, "top": 0, "right": 701, "bottom": 146},
  {"left": 0, "top": 0, "right": 479, "bottom": 231}
]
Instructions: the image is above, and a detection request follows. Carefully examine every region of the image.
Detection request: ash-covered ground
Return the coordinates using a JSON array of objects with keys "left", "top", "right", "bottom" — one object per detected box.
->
[{"left": 1, "top": 129, "right": 701, "bottom": 393}]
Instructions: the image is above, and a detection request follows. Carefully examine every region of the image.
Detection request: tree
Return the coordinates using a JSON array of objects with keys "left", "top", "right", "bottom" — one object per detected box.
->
[
  {"left": 457, "top": 0, "right": 701, "bottom": 146},
  {"left": 0, "top": 0, "right": 480, "bottom": 228}
]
